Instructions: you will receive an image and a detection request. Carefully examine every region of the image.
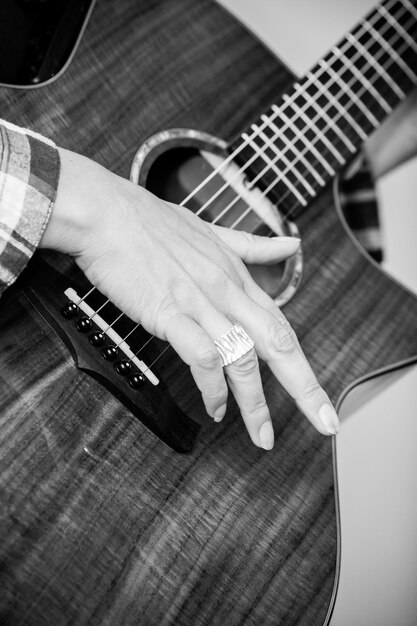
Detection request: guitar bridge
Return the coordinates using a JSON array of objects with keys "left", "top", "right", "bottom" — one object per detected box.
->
[
  {"left": 22, "top": 256, "right": 200, "bottom": 453},
  {"left": 64, "top": 287, "right": 159, "bottom": 386}
]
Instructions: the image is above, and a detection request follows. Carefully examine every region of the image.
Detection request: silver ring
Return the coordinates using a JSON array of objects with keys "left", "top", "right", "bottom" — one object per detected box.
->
[{"left": 214, "top": 323, "right": 255, "bottom": 367}]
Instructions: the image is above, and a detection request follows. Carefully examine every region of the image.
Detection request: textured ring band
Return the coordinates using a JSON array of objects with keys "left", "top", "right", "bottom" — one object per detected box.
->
[{"left": 214, "top": 323, "right": 255, "bottom": 367}]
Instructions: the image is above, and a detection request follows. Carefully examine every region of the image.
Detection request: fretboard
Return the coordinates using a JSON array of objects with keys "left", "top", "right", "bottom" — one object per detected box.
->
[{"left": 230, "top": 0, "right": 417, "bottom": 216}]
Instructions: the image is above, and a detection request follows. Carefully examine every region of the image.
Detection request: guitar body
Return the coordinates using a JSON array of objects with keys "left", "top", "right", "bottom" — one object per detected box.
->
[{"left": 1, "top": 1, "right": 417, "bottom": 624}]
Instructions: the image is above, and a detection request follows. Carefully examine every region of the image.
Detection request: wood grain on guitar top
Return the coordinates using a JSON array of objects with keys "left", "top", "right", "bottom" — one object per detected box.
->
[{"left": 1, "top": 1, "right": 417, "bottom": 624}]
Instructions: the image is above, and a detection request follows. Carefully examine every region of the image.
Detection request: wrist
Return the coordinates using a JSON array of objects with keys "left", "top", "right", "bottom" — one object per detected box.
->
[{"left": 40, "top": 147, "right": 106, "bottom": 255}]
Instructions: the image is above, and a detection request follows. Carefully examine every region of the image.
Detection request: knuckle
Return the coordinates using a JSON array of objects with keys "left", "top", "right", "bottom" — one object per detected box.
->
[
  {"left": 301, "top": 378, "right": 322, "bottom": 399},
  {"left": 210, "top": 266, "right": 235, "bottom": 292},
  {"left": 203, "top": 261, "right": 226, "bottom": 284},
  {"left": 246, "top": 396, "right": 268, "bottom": 417},
  {"left": 151, "top": 296, "right": 180, "bottom": 337},
  {"left": 196, "top": 347, "right": 222, "bottom": 371},
  {"left": 203, "top": 387, "right": 228, "bottom": 406},
  {"left": 157, "top": 295, "right": 179, "bottom": 318},
  {"left": 204, "top": 261, "right": 243, "bottom": 294},
  {"left": 155, "top": 288, "right": 187, "bottom": 321},
  {"left": 227, "top": 348, "right": 258, "bottom": 376},
  {"left": 236, "top": 230, "right": 253, "bottom": 261},
  {"left": 267, "top": 319, "right": 297, "bottom": 356}
]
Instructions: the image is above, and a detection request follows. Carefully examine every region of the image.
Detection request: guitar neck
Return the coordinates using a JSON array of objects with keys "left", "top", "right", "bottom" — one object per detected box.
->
[{"left": 230, "top": 0, "right": 417, "bottom": 215}]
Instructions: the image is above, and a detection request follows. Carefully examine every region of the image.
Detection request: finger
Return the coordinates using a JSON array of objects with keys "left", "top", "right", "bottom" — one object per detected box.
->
[
  {"left": 226, "top": 284, "right": 340, "bottom": 436},
  {"left": 164, "top": 299, "right": 275, "bottom": 449},
  {"left": 196, "top": 310, "right": 273, "bottom": 450},
  {"left": 164, "top": 309, "right": 273, "bottom": 448},
  {"left": 164, "top": 313, "right": 228, "bottom": 421},
  {"left": 225, "top": 349, "right": 274, "bottom": 450},
  {"left": 209, "top": 226, "right": 300, "bottom": 264}
]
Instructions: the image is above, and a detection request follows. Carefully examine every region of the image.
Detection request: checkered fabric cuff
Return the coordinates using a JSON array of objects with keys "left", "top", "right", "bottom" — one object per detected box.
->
[{"left": 0, "top": 119, "right": 60, "bottom": 294}]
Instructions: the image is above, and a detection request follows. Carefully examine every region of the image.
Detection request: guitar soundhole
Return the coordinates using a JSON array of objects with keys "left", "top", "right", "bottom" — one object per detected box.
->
[{"left": 131, "top": 129, "right": 303, "bottom": 307}]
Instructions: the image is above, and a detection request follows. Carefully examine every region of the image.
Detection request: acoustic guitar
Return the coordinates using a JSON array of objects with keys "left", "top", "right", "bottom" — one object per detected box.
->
[{"left": 1, "top": 0, "right": 416, "bottom": 624}]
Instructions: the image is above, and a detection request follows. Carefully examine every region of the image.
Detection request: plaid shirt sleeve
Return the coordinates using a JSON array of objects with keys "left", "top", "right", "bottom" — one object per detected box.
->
[{"left": 0, "top": 119, "right": 60, "bottom": 295}]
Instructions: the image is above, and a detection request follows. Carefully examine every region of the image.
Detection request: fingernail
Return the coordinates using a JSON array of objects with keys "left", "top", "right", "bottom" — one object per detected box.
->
[
  {"left": 318, "top": 404, "right": 340, "bottom": 435},
  {"left": 213, "top": 405, "right": 226, "bottom": 422},
  {"left": 259, "top": 421, "right": 274, "bottom": 450}
]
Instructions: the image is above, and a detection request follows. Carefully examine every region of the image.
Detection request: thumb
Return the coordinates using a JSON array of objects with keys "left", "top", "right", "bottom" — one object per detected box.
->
[{"left": 210, "top": 225, "right": 300, "bottom": 264}]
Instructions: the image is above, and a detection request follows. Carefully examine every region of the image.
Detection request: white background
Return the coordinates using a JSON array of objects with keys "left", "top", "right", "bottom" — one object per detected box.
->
[{"left": 217, "top": 2, "right": 417, "bottom": 624}]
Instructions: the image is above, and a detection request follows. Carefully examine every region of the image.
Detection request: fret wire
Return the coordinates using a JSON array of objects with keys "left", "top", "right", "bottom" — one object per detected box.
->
[
  {"left": 181, "top": 0, "right": 409, "bottom": 213},
  {"left": 252, "top": 124, "right": 317, "bottom": 196},
  {"left": 231, "top": 38, "right": 391, "bottom": 210},
  {"left": 227, "top": 3, "right": 413, "bottom": 205},
  {"left": 273, "top": 46, "right": 409, "bottom": 209},
  {"left": 205, "top": 0, "right": 412, "bottom": 217},
  {"left": 303, "top": 4, "right": 416, "bottom": 132},
  {"left": 331, "top": 45, "right": 392, "bottom": 113},
  {"left": 300, "top": 12, "right": 410, "bottom": 130},
  {"left": 294, "top": 80, "right": 357, "bottom": 152},
  {"left": 346, "top": 31, "right": 406, "bottom": 99},
  {"left": 201, "top": 12, "right": 412, "bottom": 235},
  {"left": 314, "top": 55, "right": 387, "bottom": 132},
  {"left": 283, "top": 93, "right": 342, "bottom": 169},
  {"left": 379, "top": 3, "right": 417, "bottom": 52},
  {"left": 336, "top": 16, "right": 416, "bottom": 107},
  {"left": 235, "top": 34, "right": 415, "bottom": 221},
  {"left": 242, "top": 130, "right": 308, "bottom": 205},
  {"left": 305, "top": 71, "right": 368, "bottom": 141},
  {"left": 299, "top": 9, "right": 416, "bottom": 158},
  {"left": 402, "top": 0, "right": 417, "bottom": 20},
  {"left": 225, "top": 27, "right": 414, "bottom": 218},
  {"left": 263, "top": 112, "right": 326, "bottom": 186},
  {"left": 262, "top": 39, "right": 415, "bottom": 217},
  {"left": 324, "top": 60, "right": 378, "bottom": 125},
  {"left": 362, "top": 18, "right": 417, "bottom": 82},
  {"left": 262, "top": 3, "right": 417, "bottom": 212}
]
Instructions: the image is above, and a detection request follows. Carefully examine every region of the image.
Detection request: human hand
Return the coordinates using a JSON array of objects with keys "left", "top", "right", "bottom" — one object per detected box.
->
[{"left": 41, "top": 147, "right": 340, "bottom": 450}]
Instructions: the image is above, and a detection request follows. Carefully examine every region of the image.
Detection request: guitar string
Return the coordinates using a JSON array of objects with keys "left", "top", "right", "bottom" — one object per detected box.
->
[
  {"left": 133, "top": 2, "right": 416, "bottom": 375},
  {"left": 200, "top": 17, "right": 416, "bottom": 232},
  {"left": 71, "top": 0, "right": 415, "bottom": 374},
  {"left": 178, "top": 0, "right": 410, "bottom": 213},
  {"left": 245, "top": 11, "right": 416, "bottom": 219},
  {"left": 190, "top": 2, "right": 415, "bottom": 226}
]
